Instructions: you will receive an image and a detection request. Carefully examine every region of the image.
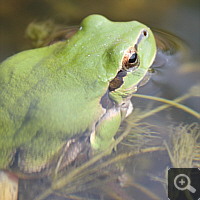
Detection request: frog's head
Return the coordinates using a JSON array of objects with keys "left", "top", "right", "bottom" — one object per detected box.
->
[
  {"left": 78, "top": 15, "right": 156, "bottom": 105},
  {"left": 108, "top": 27, "right": 156, "bottom": 104}
]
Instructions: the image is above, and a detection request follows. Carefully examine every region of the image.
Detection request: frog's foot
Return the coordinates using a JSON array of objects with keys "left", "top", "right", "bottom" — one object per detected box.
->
[
  {"left": 54, "top": 136, "right": 90, "bottom": 174},
  {"left": 0, "top": 170, "right": 19, "bottom": 200}
]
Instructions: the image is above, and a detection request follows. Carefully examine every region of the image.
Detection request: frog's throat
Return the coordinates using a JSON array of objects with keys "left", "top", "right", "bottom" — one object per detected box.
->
[{"left": 100, "top": 90, "right": 132, "bottom": 119}]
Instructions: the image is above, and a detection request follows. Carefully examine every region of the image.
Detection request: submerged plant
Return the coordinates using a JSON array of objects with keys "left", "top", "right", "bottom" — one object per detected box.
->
[
  {"left": 149, "top": 122, "right": 200, "bottom": 196},
  {"left": 165, "top": 123, "right": 200, "bottom": 168}
]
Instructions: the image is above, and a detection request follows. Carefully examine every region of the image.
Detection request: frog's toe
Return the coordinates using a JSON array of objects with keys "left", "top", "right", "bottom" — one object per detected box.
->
[{"left": 0, "top": 170, "right": 19, "bottom": 200}]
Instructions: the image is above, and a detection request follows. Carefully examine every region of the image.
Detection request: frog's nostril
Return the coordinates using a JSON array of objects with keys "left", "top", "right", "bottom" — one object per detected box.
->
[{"left": 143, "top": 30, "right": 148, "bottom": 37}]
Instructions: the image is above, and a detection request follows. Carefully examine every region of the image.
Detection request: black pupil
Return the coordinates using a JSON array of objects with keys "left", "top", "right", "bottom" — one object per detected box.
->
[{"left": 129, "top": 53, "right": 137, "bottom": 63}]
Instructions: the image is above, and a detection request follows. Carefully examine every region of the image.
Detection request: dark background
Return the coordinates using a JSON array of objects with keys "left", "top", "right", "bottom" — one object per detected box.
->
[{"left": 0, "top": 0, "right": 200, "bottom": 62}]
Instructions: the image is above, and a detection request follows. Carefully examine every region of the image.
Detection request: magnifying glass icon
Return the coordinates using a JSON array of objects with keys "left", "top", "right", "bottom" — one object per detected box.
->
[{"left": 174, "top": 174, "right": 196, "bottom": 193}]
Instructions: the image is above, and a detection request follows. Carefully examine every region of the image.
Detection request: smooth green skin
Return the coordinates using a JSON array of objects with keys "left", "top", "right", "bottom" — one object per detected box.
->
[{"left": 0, "top": 15, "right": 156, "bottom": 173}]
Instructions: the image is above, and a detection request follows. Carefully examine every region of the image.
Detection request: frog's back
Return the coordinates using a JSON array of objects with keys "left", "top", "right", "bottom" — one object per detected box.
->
[{"left": 0, "top": 42, "right": 107, "bottom": 168}]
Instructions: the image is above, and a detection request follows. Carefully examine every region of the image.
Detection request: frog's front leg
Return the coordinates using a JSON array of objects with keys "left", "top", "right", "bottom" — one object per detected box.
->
[
  {"left": 90, "top": 107, "right": 121, "bottom": 153},
  {"left": 90, "top": 100, "right": 133, "bottom": 153}
]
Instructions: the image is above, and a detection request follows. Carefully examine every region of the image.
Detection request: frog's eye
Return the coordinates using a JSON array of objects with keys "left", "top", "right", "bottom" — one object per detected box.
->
[
  {"left": 129, "top": 53, "right": 137, "bottom": 64},
  {"left": 122, "top": 47, "right": 139, "bottom": 70}
]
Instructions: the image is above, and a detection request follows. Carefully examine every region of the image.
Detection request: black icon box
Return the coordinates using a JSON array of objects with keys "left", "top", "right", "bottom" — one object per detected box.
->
[{"left": 168, "top": 168, "right": 200, "bottom": 200}]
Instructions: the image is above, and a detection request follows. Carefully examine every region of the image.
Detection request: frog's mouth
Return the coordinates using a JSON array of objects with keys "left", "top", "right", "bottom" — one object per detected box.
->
[{"left": 108, "top": 70, "right": 126, "bottom": 91}]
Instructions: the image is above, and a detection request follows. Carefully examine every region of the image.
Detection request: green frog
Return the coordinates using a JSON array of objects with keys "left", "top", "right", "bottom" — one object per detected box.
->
[{"left": 0, "top": 14, "right": 156, "bottom": 200}]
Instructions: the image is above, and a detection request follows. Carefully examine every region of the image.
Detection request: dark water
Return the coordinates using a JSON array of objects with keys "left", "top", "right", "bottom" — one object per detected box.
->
[{"left": 0, "top": 1, "right": 199, "bottom": 200}]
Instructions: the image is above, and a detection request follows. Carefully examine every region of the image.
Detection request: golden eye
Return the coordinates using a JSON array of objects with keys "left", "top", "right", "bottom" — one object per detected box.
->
[
  {"left": 122, "top": 47, "right": 139, "bottom": 70},
  {"left": 129, "top": 52, "right": 137, "bottom": 64}
]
